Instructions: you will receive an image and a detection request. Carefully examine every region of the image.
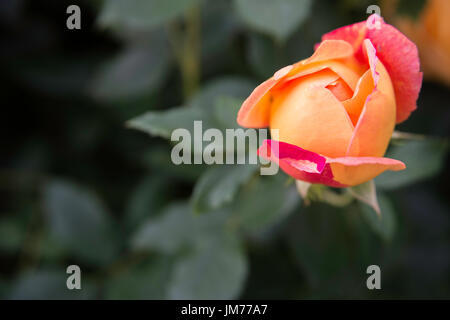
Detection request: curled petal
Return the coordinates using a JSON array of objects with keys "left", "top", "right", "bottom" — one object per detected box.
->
[
  {"left": 321, "top": 14, "right": 423, "bottom": 123},
  {"left": 305, "top": 40, "right": 354, "bottom": 64},
  {"left": 269, "top": 71, "right": 354, "bottom": 158},
  {"left": 258, "top": 139, "right": 405, "bottom": 187},
  {"left": 342, "top": 70, "right": 374, "bottom": 125},
  {"left": 237, "top": 76, "right": 279, "bottom": 128},
  {"left": 346, "top": 40, "right": 396, "bottom": 157},
  {"left": 237, "top": 40, "right": 356, "bottom": 128}
]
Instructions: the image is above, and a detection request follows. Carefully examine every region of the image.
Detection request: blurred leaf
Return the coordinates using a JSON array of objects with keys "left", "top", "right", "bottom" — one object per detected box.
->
[
  {"left": 0, "top": 278, "right": 9, "bottom": 299},
  {"left": 105, "top": 255, "right": 171, "bottom": 299},
  {"left": 127, "top": 106, "right": 212, "bottom": 139},
  {"left": 233, "top": 0, "right": 312, "bottom": 42},
  {"left": 188, "top": 77, "right": 256, "bottom": 109},
  {"left": 131, "top": 202, "right": 193, "bottom": 254},
  {"left": 8, "top": 269, "right": 96, "bottom": 300},
  {"left": 201, "top": 0, "right": 239, "bottom": 64},
  {"left": 0, "top": 217, "right": 24, "bottom": 253},
  {"left": 285, "top": 203, "right": 366, "bottom": 293},
  {"left": 43, "top": 180, "right": 119, "bottom": 266},
  {"left": 168, "top": 233, "right": 247, "bottom": 299},
  {"left": 127, "top": 97, "right": 243, "bottom": 144},
  {"left": 143, "top": 145, "right": 206, "bottom": 182},
  {"left": 247, "top": 33, "right": 278, "bottom": 78},
  {"left": 91, "top": 40, "right": 170, "bottom": 101},
  {"left": 360, "top": 194, "right": 396, "bottom": 242},
  {"left": 128, "top": 77, "right": 255, "bottom": 139},
  {"left": 99, "top": 0, "right": 200, "bottom": 30},
  {"left": 213, "top": 96, "right": 244, "bottom": 130},
  {"left": 231, "top": 174, "right": 300, "bottom": 233},
  {"left": 131, "top": 202, "right": 229, "bottom": 254},
  {"left": 348, "top": 180, "right": 380, "bottom": 215},
  {"left": 192, "top": 164, "right": 257, "bottom": 214},
  {"left": 15, "top": 58, "right": 95, "bottom": 97},
  {"left": 375, "top": 140, "right": 448, "bottom": 189},
  {"left": 124, "top": 175, "right": 168, "bottom": 231},
  {"left": 39, "top": 234, "right": 66, "bottom": 263}
]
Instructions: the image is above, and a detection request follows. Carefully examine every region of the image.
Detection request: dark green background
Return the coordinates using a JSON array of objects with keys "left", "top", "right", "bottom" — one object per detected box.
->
[{"left": 1, "top": 0, "right": 449, "bottom": 299}]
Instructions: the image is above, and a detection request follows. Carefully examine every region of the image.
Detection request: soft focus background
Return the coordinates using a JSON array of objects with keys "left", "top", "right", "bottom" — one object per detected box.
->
[{"left": 1, "top": 0, "right": 449, "bottom": 299}]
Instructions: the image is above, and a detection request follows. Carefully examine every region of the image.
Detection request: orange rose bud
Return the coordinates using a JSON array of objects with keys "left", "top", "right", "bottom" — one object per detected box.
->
[{"left": 237, "top": 15, "right": 422, "bottom": 187}]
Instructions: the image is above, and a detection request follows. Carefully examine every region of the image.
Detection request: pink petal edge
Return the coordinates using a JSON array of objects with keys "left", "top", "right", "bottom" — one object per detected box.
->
[
  {"left": 321, "top": 14, "right": 423, "bottom": 123},
  {"left": 258, "top": 139, "right": 406, "bottom": 187}
]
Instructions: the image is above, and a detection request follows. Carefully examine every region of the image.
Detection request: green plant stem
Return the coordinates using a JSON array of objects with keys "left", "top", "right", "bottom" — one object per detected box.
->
[
  {"left": 167, "top": 5, "right": 201, "bottom": 100},
  {"left": 391, "top": 130, "right": 426, "bottom": 141},
  {"left": 182, "top": 5, "right": 201, "bottom": 99}
]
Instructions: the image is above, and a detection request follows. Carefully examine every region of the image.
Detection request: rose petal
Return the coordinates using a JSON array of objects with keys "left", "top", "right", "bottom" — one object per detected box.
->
[
  {"left": 306, "top": 40, "right": 354, "bottom": 64},
  {"left": 237, "top": 76, "right": 279, "bottom": 128},
  {"left": 321, "top": 14, "right": 423, "bottom": 123},
  {"left": 258, "top": 139, "right": 405, "bottom": 187},
  {"left": 269, "top": 70, "right": 354, "bottom": 158},
  {"left": 237, "top": 40, "right": 363, "bottom": 128},
  {"left": 326, "top": 78, "right": 354, "bottom": 101},
  {"left": 328, "top": 156, "right": 405, "bottom": 187},
  {"left": 346, "top": 40, "right": 396, "bottom": 157},
  {"left": 258, "top": 139, "right": 341, "bottom": 187},
  {"left": 285, "top": 60, "right": 362, "bottom": 91},
  {"left": 342, "top": 70, "right": 374, "bottom": 125}
]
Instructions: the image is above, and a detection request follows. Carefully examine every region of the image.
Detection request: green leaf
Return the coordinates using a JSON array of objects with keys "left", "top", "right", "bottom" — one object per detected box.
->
[
  {"left": 201, "top": 1, "right": 240, "bottom": 60},
  {"left": 233, "top": 0, "right": 312, "bottom": 42},
  {"left": 39, "top": 234, "right": 66, "bottom": 263},
  {"left": 104, "top": 255, "right": 172, "bottom": 299},
  {"left": 285, "top": 203, "right": 358, "bottom": 290},
  {"left": 0, "top": 278, "right": 9, "bottom": 299},
  {"left": 90, "top": 40, "right": 170, "bottom": 101},
  {"left": 375, "top": 139, "right": 448, "bottom": 189},
  {"left": 43, "top": 180, "right": 119, "bottom": 266},
  {"left": 231, "top": 174, "right": 300, "bottom": 233},
  {"left": 191, "top": 164, "right": 258, "bottom": 214},
  {"left": 360, "top": 194, "right": 396, "bottom": 242},
  {"left": 127, "top": 106, "right": 208, "bottom": 139},
  {"left": 8, "top": 269, "right": 96, "bottom": 300},
  {"left": 131, "top": 202, "right": 229, "bottom": 254},
  {"left": 188, "top": 77, "right": 256, "bottom": 109},
  {"left": 348, "top": 180, "right": 380, "bottom": 215},
  {"left": 128, "top": 77, "right": 255, "bottom": 139},
  {"left": 168, "top": 233, "right": 247, "bottom": 299},
  {"left": 213, "top": 96, "right": 244, "bottom": 130},
  {"left": 124, "top": 175, "right": 168, "bottom": 232},
  {"left": 131, "top": 203, "right": 194, "bottom": 253},
  {"left": 247, "top": 33, "right": 279, "bottom": 78},
  {"left": 98, "top": 0, "right": 200, "bottom": 30},
  {"left": 142, "top": 145, "right": 206, "bottom": 182},
  {"left": 0, "top": 217, "right": 25, "bottom": 253}
]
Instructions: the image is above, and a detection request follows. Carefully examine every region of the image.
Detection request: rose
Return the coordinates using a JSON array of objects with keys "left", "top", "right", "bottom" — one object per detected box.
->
[
  {"left": 385, "top": 0, "right": 450, "bottom": 86},
  {"left": 237, "top": 14, "right": 422, "bottom": 187}
]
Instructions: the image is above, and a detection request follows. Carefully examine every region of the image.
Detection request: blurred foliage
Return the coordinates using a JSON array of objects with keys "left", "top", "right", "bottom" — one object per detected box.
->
[{"left": 1, "top": 0, "right": 449, "bottom": 300}]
